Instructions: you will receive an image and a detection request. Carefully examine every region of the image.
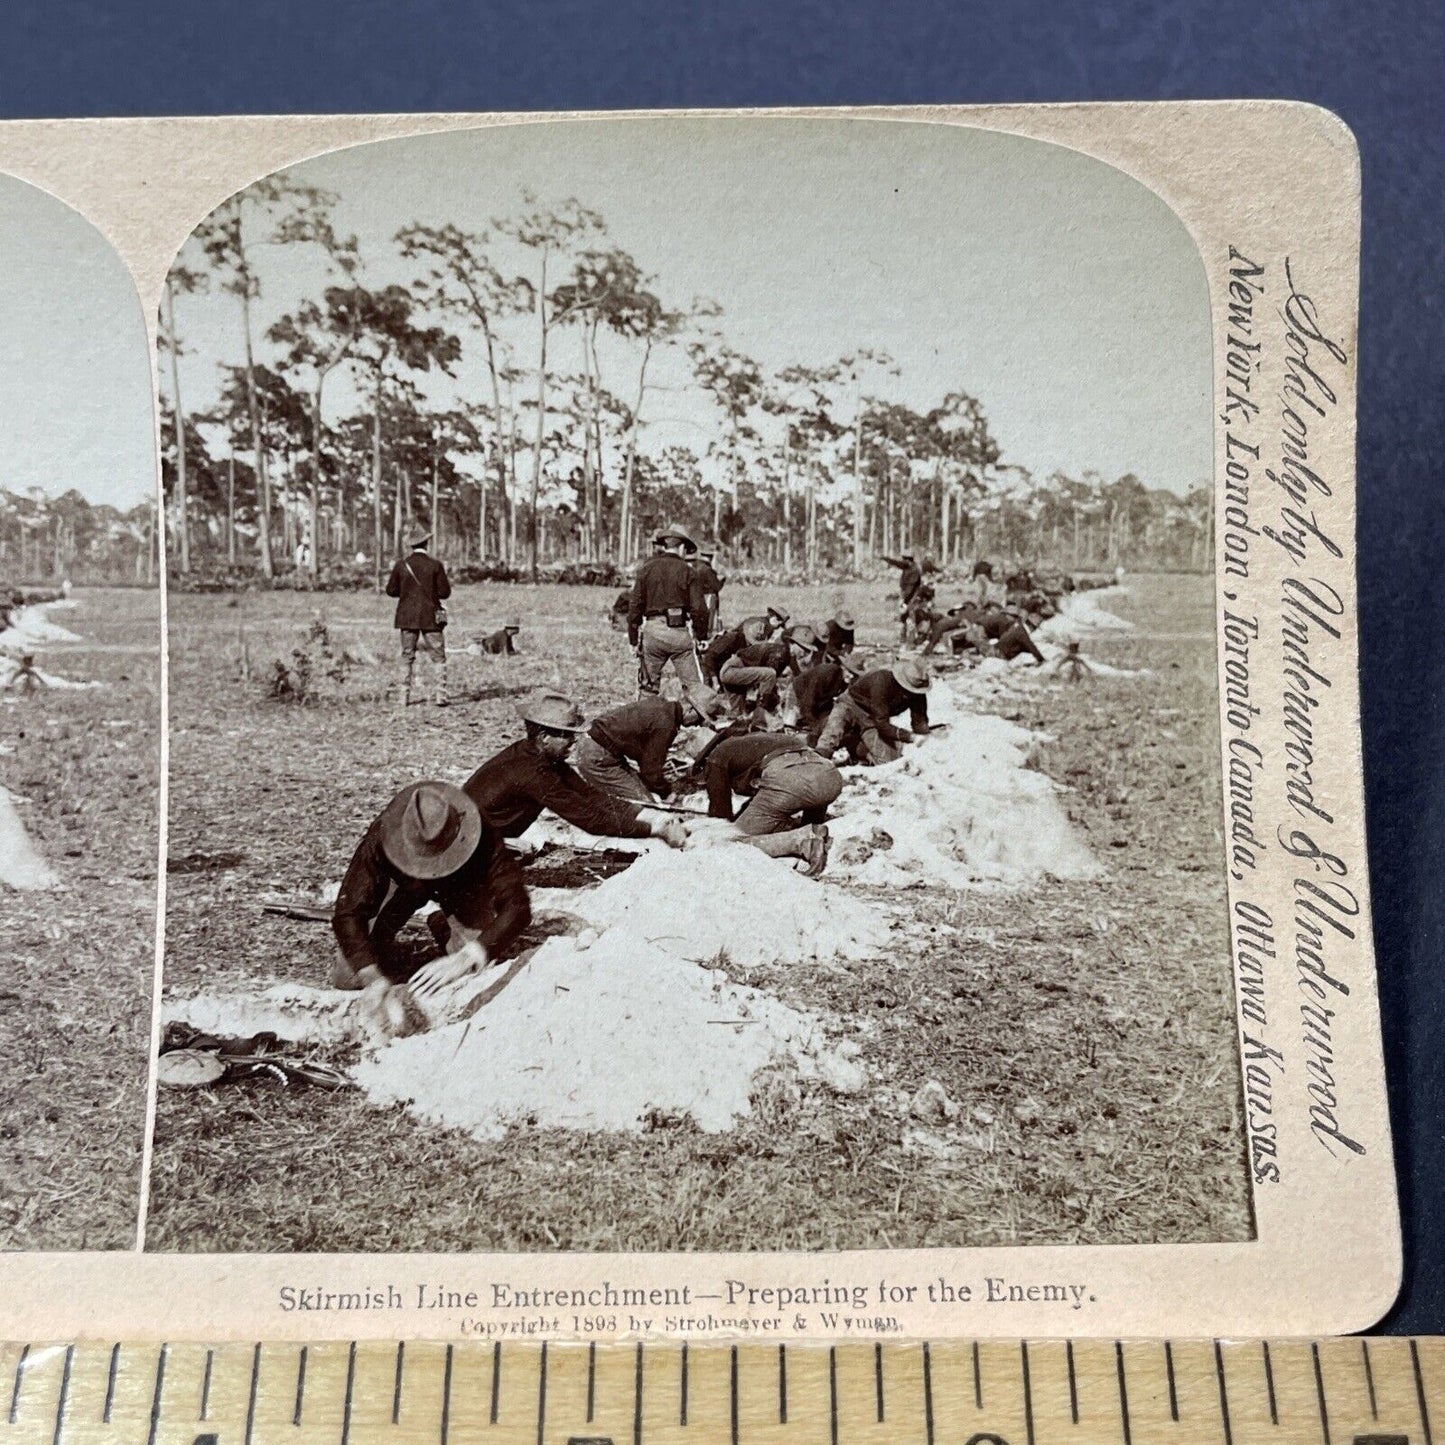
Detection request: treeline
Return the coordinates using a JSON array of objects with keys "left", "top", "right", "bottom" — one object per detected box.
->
[
  {"left": 0, "top": 487, "right": 159, "bottom": 586},
  {"left": 161, "top": 178, "right": 1211, "bottom": 586}
]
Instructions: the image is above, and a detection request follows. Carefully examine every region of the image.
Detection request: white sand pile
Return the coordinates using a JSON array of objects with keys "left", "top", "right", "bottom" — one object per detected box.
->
[
  {"left": 353, "top": 927, "right": 863, "bottom": 1139},
  {"left": 558, "top": 842, "right": 890, "bottom": 967},
  {"left": 0, "top": 655, "right": 104, "bottom": 690},
  {"left": 827, "top": 680, "right": 1101, "bottom": 890},
  {"left": 1034, "top": 586, "right": 1134, "bottom": 644},
  {"left": 0, "top": 601, "right": 82, "bottom": 651},
  {"left": 0, "top": 788, "right": 57, "bottom": 890},
  {"left": 167, "top": 982, "right": 364, "bottom": 1047}
]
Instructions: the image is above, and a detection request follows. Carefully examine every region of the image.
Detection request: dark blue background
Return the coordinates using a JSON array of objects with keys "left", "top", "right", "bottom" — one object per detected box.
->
[{"left": 7, "top": 0, "right": 1441, "bottom": 1331}]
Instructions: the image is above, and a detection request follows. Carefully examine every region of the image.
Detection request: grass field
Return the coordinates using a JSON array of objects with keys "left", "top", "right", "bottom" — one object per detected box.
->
[
  {"left": 148, "top": 571, "right": 1251, "bottom": 1253},
  {"left": 0, "top": 588, "right": 160, "bottom": 1249}
]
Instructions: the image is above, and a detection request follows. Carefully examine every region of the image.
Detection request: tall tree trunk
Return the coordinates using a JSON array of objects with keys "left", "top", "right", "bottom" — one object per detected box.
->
[
  {"left": 851, "top": 408, "right": 865, "bottom": 570},
  {"left": 237, "top": 270, "right": 273, "bottom": 579},
  {"left": 226, "top": 448, "right": 236, "bottom": 564},
  {"left": 308, "top": 382, "right": 325, "bottom": 579},
  {"left": 163, "top": 277, "right": 190, "bottom": 574},
  {"left": 528, "top": 249, "right": 550, "bottom": 581},
  {"left": 371, "top": 366, "right": 384, "bottom": 591},
  {"left": 430, "top": 432, "right": 440, "bottom": 544},
  {"left": 780, "top": 424, "right": 792, "bottom": 570},
  {"left": 619, "top": 335, "right": 654, "bottom": 565}
]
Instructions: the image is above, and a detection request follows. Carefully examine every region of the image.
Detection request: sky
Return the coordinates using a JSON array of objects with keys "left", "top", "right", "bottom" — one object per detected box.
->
[
  {"left": 0, "top": 174, "right": 156, "bottom": 509},
  {"left": 171, "top": 115, "right": 1212, "bottom": 497}
]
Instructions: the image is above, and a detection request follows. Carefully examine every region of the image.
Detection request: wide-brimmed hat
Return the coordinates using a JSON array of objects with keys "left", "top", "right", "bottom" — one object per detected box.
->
[
  {"left": 520, "top": 690, "right": 585, "bottom": 732},
  {"left": 379, "top": 781, "right": 482, "bottom": 881},
  {"left": 766, "top": 604, "right": 790, "bottom": 624},
  {"left": 789, "top": 624, "right": 819, "bottom": 649},
  {"left": 839, "top": 652, "right": 866, "bottom": 677},
  {"left": 408, "top": 528, "right": 433, "bottom": 548},
  {"left": 504, "top": 616, "right": 522, "bottom": 630},
  {"left": 832, "top": 610, "right": 856, "bottom": 631},
  {"left": 891, "top": 657, "right": 932, "bottom": 694},
  {"left": 653, "top": 522, "right": 696, "bottom": 550}
]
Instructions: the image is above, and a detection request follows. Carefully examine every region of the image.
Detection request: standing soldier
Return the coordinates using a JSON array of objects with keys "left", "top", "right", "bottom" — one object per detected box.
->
[
  {"left": 386, "top": 528, "right": 451, "bottom": 707},
  {"left": 628, "top": 524, "right": 711, "bottom": 699},
  {"left": 691, "top": 540, "right": 725, "bottom": 639}
]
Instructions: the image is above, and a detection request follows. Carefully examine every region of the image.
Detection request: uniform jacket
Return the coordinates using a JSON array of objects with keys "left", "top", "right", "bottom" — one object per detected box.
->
[
  {"left": 627, "top": 555, "right": 707, "bottom": 645},
  {"left": 464, "top": 739, "right": 650, "bottom": 840},
  {"left": 703, "top": 733, "right": 812, "bottom": 820},
  {"left": 331, "top": 813, "right": 527, "bottom": 980},
  {"left": 385, "top": 548, "right": 451, "bottom": 632},
  {"left": 792, "top": 661, "right": 850, "bottom": 728},
  {"left": 588, "top": 697, "right": 684, "bottom": 797},
  {"left": 846, "top": 668, "right": 929, "bottom": 745},
  {"left": 884, "top": 555, "right": 923, "bottom": 602}
]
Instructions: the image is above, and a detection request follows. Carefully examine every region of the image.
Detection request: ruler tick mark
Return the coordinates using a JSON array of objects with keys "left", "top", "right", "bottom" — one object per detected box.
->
[
  {"left": 104, "top": 1343, "right": 121, "bottom": 1426},
  {"left": 1263, "top": 1342, "right": 1278, "bottom": 1426},
  {"left": 1022, "top": 1342, "right": 1036, "bottom": 1445},
  {"left": 1115, "top": 1343, "right": 1132, "bottom": 1445},
  {"left": 148, "top": 1345, "right": 169, "bottom": 1445},
  {"left": 829, "top": 1348, "right": 839, "bottom": 1445},
  {"left": 393, "top": 1341, "right": 405, "bottom": 1425},
  {"left": 534, "top": 1344, "right": 545, "bottom": 1445},
  {"left": 339, "top": 1342, "right": 356, "bottom": 1445},
  {"left": 1312, "top": 1343, "right": 1331, "bottom": 1445},
  {"left": 776, "top": 1344, "right": 784, "bottom": 1425},
  {"left": 633, "top": 1343, "right": 644, "bottom": 1445},
  {"left": 1362, "top": 1339, "right": 1378, "bottom": 1420},
  {"left": 1067, "top": 1341, "right": 1079, "bottom": 1426},
  {"left": 875, "top": 1341, "right": 885, "bottom": 1424},
  {"left": 923, "top": 1342, "right": 935, "bottom": 1445},
  {"left": 1215, "top": 1341, "right": 1234, "bottom": 1445},
  {"left": 10, "top": 1343, "right": 29, "bottom": 1425},
  {"left": 52, "top": 1344, "right": 74, "bottom": 1445},
  {"left": 199, "top": 1350, "right": 214, "bottom": 1423},
  {"left": 1412, "top": 1340, "right": 1435, "bottom": 1445},
  {"left": 1166, "top": 1341, "right": 1179, "bottom": 1423},
  {"left": 491, "top": 1342, "right": 501, "bottom": 1425},
  {"left": 294, "top": 1346, "right": 308, "bottom": 1427},
  {"left": 973, "top": 1341, "right": 982, "bottom": 1410},
  {"left": 589, "top": 1341, "right": 598, "bottom": 1425},
  {"left": 730, "top": 1346, "right": 739, "bottom": 1445},
  {"left": 441, "top": 1345, "right": 454, "bottom": 1445},
  {"left": 244, "top": 1344, "right": 261, "bottom": 1445}
]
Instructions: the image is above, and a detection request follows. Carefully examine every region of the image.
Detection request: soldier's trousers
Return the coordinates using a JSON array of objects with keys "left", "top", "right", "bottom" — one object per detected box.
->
[
  {"left": 816, "top": 692, "right": 902, "bottom": 765},
  {"left": 735, "top": 750, "right": 843, "bottom": 835},
  {"left": 399, "top": 628, "right": 447, "bottom": 703},
  {"left": 637, "top": 622, "right": 705, "bottom": 697},
  {"left": 573, "top": 735, "right": 657, "bottom": 804},
  {"left": 719, "top": 658, "right": 781, "bottom": 706}
]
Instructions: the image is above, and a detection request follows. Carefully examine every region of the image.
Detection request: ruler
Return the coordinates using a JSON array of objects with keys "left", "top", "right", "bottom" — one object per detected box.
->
[{"left": 1, "top": 1339, "right": 1439, "bottom": 1445}]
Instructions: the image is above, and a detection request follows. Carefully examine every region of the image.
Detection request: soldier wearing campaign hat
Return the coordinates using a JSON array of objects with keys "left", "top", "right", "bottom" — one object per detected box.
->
[
  {"left": 626, "top": 523, "right": 716, "bottom": 700},
  {"left": 330, "top": 781, "right": 530, "bottom": 1028},
  {"left": 384, "top": 526, "right": 452, "bottom": 707}
]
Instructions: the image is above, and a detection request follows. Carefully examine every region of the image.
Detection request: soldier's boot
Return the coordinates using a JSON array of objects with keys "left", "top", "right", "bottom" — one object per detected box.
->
[
  {"left": 400, "top": 657, "right": 415, "bottom": 708},
  {"left": 433, "top": 660, "right": 448, "bottom": 707}
]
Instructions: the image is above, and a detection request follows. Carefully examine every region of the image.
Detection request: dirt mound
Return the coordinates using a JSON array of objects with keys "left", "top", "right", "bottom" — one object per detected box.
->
[
  {"left": 562, "top": 842, "right": 891, "bottom": 967},
  {"left": 826, "top": 680, "right": 1101, "bottom": 890},
  {"left": 353, "top": 927, "right": 863, "bottom": 1139}
]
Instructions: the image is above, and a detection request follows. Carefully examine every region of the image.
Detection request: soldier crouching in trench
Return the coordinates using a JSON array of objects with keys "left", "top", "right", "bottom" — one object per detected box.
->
[{"left": 330, "top": 781, "right": 530, "bottom": 1031}]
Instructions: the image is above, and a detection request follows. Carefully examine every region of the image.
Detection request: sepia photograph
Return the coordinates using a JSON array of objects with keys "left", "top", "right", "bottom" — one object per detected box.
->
[
  {"left": 0, "top": 172, "right": 161, "bottom": 1248},
  {"left": 147, "top": 115, "right": 1250, "bottom": 1255}
]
